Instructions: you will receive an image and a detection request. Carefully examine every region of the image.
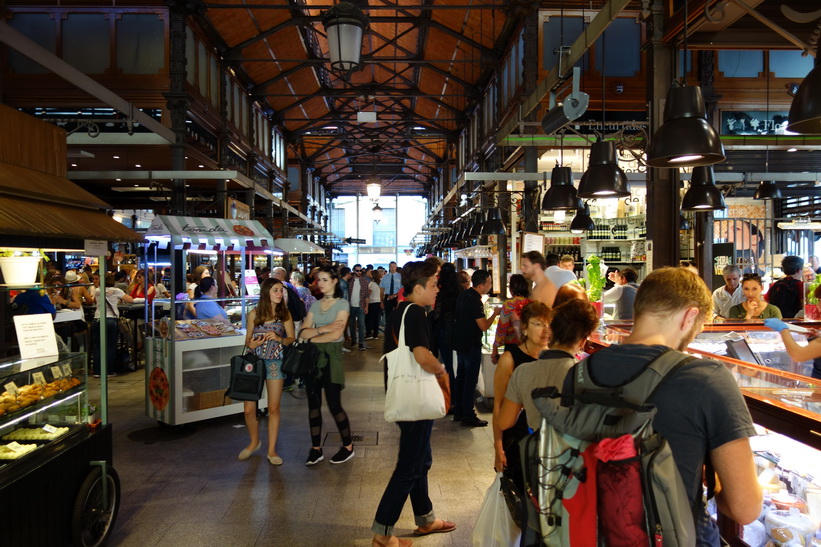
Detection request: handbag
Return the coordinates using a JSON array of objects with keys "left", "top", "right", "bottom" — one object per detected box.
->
[
  {"left": 499, "top": 472, "right": 525, "bottom": 529},
  {"left": 471, "top": 473, "right": 521, "bottom": 547},
  {"left": 382, "top": 304, "right": 446, "bottom": 422},
  {"left": 225, "top": 348, "right": 266, "bottom": 401},
  {"left": 281, "top": 339, "right": 318, "bottom": 378}
]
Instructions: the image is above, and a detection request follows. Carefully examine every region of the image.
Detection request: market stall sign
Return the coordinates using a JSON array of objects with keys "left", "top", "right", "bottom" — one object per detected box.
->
[{"left": 720, "top": 111, "right": 793, "bottom": 135}]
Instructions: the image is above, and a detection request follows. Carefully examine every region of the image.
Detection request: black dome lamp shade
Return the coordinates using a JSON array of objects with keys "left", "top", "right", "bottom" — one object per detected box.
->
[
  {"left": 681, "top": 166, "right": 726, "bottom": 211},
  {"left": 578, "top": 140, "right": 630, "bottom": 198},
  {"left": 754, "top": 180, "right": 782, "bottom": 200},
  {"left": 787, "top": 47, "right": 821, "bottom": 134},
  {"left": 469, "top": 210, "right": 485, "bottom": 237},
  {"left": 480, "top": 208, "right": 507, "bottom": 236},
  {"left": 569, "top": 203, "right": 595, "bottom": 234},
  {"left": 646, "top": 83, "right": 726, "bottom": 168},
  {"left": 542, "top": 165, "right": 583, "bottom": 210}
]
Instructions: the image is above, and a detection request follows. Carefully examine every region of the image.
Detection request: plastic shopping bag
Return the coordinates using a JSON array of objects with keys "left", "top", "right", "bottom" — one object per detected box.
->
[{"left": 472, "top": 472, "right": 522, "bottom": 547}]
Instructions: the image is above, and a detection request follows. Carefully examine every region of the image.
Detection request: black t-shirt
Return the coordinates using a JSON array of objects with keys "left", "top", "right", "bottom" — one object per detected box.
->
[
  {"left": 384, "top": 302, "right": 432, "bottom": 354},
  {"left": 453, "top": 288, "right": 485, "bottom": 353},
  {"left": 767, "top": 277, "right": 803, "bottom": 318}
]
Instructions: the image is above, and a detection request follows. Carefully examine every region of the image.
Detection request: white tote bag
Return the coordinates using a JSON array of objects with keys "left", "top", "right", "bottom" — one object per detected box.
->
[
  {"left": 472, "top": 473, "right": 521, "bottom": 547},
  {"left": 382, "top": 304, "right": 446, "bottom": 422}
]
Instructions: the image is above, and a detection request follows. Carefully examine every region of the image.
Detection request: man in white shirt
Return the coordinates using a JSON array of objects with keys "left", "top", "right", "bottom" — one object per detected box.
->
[
  {"left": 712, "top": 265, "right": 745, "bottom": 319},
  {"left": 544, "top": 253, "right": 577, "bottom": 288},
  {"left": 603, "top": 267, "right": 640, "bottom": 320}
]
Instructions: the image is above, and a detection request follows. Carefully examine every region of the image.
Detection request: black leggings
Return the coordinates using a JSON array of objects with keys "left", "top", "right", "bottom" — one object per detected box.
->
[{"left": 306, "top": 369, "right": 352, "bottom": 448}]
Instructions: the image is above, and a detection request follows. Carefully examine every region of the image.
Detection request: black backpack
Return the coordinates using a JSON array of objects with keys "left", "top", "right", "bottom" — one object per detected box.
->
[{"left": 285, "top": 284, "right": 307, "bottom": 321}]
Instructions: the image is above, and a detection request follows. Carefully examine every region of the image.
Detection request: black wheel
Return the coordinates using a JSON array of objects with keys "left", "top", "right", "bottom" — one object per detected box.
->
[{"left": 71, "top": 466, "right": 121, "bottom": 547}]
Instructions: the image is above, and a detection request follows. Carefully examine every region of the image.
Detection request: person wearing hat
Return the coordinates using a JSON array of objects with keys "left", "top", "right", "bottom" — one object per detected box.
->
[{"left": 65, "top": 270, "right": 95, "bottom": 309}]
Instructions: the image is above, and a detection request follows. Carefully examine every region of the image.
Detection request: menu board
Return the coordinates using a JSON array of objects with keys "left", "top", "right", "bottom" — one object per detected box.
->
[
  {"left": 244, "top": 269, "right": 260, "bottom": 296},
  {"left": 522, "top": 232, "right": 545, "bottom": 255}
]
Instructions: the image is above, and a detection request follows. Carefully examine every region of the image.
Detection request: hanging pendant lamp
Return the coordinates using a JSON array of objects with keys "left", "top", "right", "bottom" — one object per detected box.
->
[
  {"left": 681, "top": 166, "right": 726, "bottom": 211},
  {"left": 646, "top": 83, "right": 726, "bottom": 168},
  {"left": 754, "top": 180, "right": 782, "bottom": 200},
  {"left": 569, "top": 203, "right": 595, "bottom": 234},
  {"left": 321, "top": 1, "right": 369, "bottom": 74},
  {"left": 578, "top": 140, "right": 630, "bottom": 198},
  {"left": 469, "top": 210, "right": 485, "bottom": 237},
  {"left": 787, "top": 47, "right": 821, "bottom": 134},
  {"left": 480, "top": 208, "right": 507, "bottom": 236},
  {"left": 542, "top": 165, "right": 583, "bottom": 210}
]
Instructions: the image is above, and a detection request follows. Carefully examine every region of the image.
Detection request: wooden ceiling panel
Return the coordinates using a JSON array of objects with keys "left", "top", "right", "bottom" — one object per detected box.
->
[{"left": 210, "top": 11, "right": 259, "bottom": 46}]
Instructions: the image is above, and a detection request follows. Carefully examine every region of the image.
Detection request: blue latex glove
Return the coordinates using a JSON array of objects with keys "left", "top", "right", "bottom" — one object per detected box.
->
[{"left": 763, "top": 318, "right": 789, "bottom": 332}]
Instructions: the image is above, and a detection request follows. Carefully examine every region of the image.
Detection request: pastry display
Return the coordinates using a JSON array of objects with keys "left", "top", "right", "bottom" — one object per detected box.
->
[
  {"left": 0, "top": 377, "right": 81, "bottom": 416},
  {"left": 174, "top": 319, "right": 237, "bottom": 340},
  {"left": 0, "top": 443, "right": 37, "bottom": 459},
  {"left": 3, "top": 426, "right": 69, "bottom": 441}
]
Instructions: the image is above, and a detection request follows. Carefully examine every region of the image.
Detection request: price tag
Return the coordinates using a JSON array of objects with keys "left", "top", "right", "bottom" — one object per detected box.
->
[
  {"left": 32, "top": 372, "right": 46, "bottom": 385},
  {"left": 42, "top": 424, "right": 58, "bottom": 434},
  {"left": 5, "top": 442, "right": 24, "bottom": 453},
  {"left": 4, "top": 382, "right": 19, "bottom": 396},
  {"left": 61, "top": 364, "right": 73, "bottom": 377},
  {"left": 50, "top": 366, "right": 63, "bottom": 379}
]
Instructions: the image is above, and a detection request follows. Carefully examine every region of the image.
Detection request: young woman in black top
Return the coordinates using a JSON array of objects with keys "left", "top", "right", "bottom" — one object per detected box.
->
[{"left": 372, "top": 261, "right": 455, "bottom": 547}]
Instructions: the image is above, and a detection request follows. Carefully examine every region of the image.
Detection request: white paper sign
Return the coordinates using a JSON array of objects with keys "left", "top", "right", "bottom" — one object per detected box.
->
[
  {"left": 50, "top": 366, "right": 63, "bottom": 379},
  {"left": 12, "top": 314, "right": 59, "bottom": 360},
  {"left": 62, "top": 364, "right": 73, "bottom": 377},
  {"left": 84, "top": 239, "right": 108, "bottom": 257},
  {"left": 6, "top": 442, "right": 24, "bottom": 453},
  {"left": 4, "top": 382, "right": 19, "bottom": 396},
  {"left": 522, "top": 232, "right": 545, "bottom": 255},
  {"left": 244, "top": 269, "right": 260, "bottom": 296},
  {"left": 32, "top": 372, "right": 46, "bottom": 385},
  {"left": 42, "top": 424, "right": 58, "bottom": 434}
]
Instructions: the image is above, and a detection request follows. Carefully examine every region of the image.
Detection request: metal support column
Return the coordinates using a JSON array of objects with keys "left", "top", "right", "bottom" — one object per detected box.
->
[
  {"left": 694, "top": 212, "right": 714, "bottom": 284},
  {"left": 645, "top": 0, "right": 679, "bottom": 268}
]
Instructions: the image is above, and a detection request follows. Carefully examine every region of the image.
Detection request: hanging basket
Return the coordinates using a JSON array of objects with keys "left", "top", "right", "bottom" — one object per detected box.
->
[{"left": 0, "top": 256, "right": 41, "bottom": 286}]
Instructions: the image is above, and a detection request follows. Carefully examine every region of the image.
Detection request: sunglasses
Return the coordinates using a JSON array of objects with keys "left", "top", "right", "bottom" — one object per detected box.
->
[{"left": 354, "top": 270, "right": 362, "bottom": 273}]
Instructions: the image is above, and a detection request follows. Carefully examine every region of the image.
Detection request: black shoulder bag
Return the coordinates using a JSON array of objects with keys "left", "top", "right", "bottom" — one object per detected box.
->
[
  {"left": 226, "top": 346, "right": 266, "bottom": 401},
  {"left": 282, "top": 340, "right": 319, "bottom": 379}
]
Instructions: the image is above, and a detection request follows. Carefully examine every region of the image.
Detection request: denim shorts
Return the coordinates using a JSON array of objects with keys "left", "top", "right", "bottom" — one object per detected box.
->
[{"left": 265, "top": 359, "right": 285, "bottom": 381}]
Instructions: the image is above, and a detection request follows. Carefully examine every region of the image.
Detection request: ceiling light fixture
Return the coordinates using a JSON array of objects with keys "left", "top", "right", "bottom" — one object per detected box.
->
[
  {"left": 321, "top": 1, "right": 369, "bottom": 76},
  {"left": 787, "top": 41, "right": 821, "bottom": 134},
  {"left": 578, "top": 33, "right": 630, "bottom": 199},
  {"left": 469, "top": 210, "right": 485, "bottom": 237},
  {"left": 646, "top": 1, "right": 725, "bottom": 167},
  {"left": 754, "top": 180, "right": 782, "bottom": 200},
  {"left": 372, "top": 203, "right": 383, "bottom": 223},
  {"left": 480, "top": 208, "right": 507, "bottom": 236},
  {"left": 541, "top": 67, "right": 589, "bottom": 135},
  {"left": 542, "top": 164, "right": 582, "bottom": 210},
  {"left": 681, "top": 166, "right": 726, "bottom": 211},
  {"left": 569, "top": 202, "right": 595, "bottom": 234}
]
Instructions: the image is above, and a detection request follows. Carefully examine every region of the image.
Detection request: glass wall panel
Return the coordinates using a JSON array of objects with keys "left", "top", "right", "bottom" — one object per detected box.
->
[
  {"left": 594, "top": 18, "right": 640, "bottom": 77},
  {"left": 718, "top": 50, "right": 763, "bottom": 78},
  {"left": 197, "top": 42, "right": 207, "bottom": 95},
  {"left": 209, "top": 56, "right": 219, "bottom": 107},
  {"left": 185, "top": 27, "right": 196, "bottom": 85},
  {"left": 116, "top": 14, "right": 165, "bottom": 74},
  {"left": 542, "top": 16, "right": 587, "bottom": 71},
  {"left": 63, "top": 14, "right": 110, "bottom": 74},
  {"left": 770, "top": 50, "right": 814, "bottom": 79},
  {"left": 8, "top": 14, "right": 56, "bottom": 74}
]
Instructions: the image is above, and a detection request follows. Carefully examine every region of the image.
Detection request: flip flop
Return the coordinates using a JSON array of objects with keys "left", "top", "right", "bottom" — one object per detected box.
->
[{"left": 413, "top": 520, "right": 456, "bottom": 536}]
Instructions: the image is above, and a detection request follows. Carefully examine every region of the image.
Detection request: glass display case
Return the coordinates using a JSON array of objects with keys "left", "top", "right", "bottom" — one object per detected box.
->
[{"left": 0, "top": 352, "right": 88, "bottom": 470}]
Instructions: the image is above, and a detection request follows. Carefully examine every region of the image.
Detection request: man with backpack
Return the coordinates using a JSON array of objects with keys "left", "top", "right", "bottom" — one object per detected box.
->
[{"left": 524, "top": 267, "right": 761, "bottom": 546}]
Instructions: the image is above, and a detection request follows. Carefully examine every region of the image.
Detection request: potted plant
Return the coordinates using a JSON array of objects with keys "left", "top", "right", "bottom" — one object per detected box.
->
[
  {"left": 83, "top": 402, "right": 99, "bottom": 425},
  {"left": 0, "top": 249, "right": 42, "bottom": 286},
  {"left": 806, "top": 278, "right": 821, "bottom": 320},
  {"left": 585, "top": 254, "right": 606, "bottom": 317}
]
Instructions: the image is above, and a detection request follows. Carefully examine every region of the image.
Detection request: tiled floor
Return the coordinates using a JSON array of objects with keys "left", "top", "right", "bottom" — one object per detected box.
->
[{"left": 92, "top": 341, "right": 497, "bottom": 546}]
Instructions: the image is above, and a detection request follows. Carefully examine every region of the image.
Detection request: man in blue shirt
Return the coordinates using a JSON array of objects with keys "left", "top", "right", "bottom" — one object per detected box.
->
[{"left": 379, "top": 261, "right": 402, "bottom": 320}]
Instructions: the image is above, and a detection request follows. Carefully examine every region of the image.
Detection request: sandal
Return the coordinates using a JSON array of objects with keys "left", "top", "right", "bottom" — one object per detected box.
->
[{"left": 413, "top": 519, "right": 456, "bottom": 536}]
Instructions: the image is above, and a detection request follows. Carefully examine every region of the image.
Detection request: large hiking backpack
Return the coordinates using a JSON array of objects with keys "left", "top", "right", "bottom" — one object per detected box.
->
[
  {"left": 520, "top": 349, "right": 697, "bottom": 547},
  {"left": 284, "top": 284, "right": 307, "bottom": 322}
]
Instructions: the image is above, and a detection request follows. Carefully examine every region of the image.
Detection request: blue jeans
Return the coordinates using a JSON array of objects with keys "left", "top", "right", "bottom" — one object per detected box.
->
[
  {"left": 372, "top": 420, "right": 436, "bottom": 536},
  {"left": 454, "top": 346, "right": 482, "bottom": 419},
  {"left": 348, "top": 306, "right": 366, "bottom": 344}
]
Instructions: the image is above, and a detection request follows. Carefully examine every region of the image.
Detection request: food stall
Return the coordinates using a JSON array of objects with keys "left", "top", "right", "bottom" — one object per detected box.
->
[
  {"left": 590, "top": 323, "right": 821, "bottom": 546},
  {"left": 143, "top": 215, "right": 281, "bottom": 425},
  {"left": 0, "top": 105, "right": 144, "bottom": 545}
]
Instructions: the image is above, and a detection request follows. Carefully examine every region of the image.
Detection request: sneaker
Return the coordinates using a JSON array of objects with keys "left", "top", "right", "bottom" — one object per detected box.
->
[
  {"left": 364, "top": 335, "right": 375, "bottom": 341},
  {"left": 305, "top": 448, "right": 324, "bottom": 466},
  {"left": 283, "top": 384, "right": 294, "bottom": 393},
  {"left": 330, "top": 446, "right": 355, "bottom": 464},
  {"left": 93, "top": 374, "right": 101, "bottom": 378},
  {"left": 341, "top": 347, "right": 352, "bottom": 354},
  {"left": 358, "top": 344, "right": 367, "bottom": 351}
]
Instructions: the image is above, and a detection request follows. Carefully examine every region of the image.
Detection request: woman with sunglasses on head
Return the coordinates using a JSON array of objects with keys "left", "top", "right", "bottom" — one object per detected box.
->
[
  {"left": 298, "top": 267, "right": 353, "bottom": 466},
  {"left": 491, "top": 301, "right": 550, "bottom": 482},
  {"left": 128, "top": 269, "right": 156, "bottom": 304},
  {"left": 727, "top": 273, "right": 782, "bottom": 320},
  {"left": 194, "top": 277, "right": 233, "bottom": 327},
  {"left": 238, "top": 278, "right": 295, "bottom": 464}
]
